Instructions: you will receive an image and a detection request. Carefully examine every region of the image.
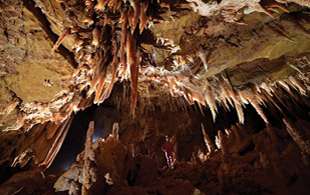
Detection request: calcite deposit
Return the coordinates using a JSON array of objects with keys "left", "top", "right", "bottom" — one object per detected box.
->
[{"left": 1, "top": 0, "right": 310, "bottom": 194}]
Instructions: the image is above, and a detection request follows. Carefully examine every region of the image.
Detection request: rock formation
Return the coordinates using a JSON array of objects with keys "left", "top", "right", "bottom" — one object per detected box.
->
[{"left": 1, "top": 0, "right": 310, "bottom": 194}]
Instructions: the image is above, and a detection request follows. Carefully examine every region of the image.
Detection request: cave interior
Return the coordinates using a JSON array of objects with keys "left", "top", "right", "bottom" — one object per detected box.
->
[{"left": 1, "top": 0, "right": 310, "bottom": 194}]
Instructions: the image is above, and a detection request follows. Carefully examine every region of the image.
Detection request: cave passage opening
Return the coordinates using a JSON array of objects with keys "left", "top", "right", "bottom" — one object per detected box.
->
[{"left": 44, "top": 81, "right": 310, "bottom": 175}]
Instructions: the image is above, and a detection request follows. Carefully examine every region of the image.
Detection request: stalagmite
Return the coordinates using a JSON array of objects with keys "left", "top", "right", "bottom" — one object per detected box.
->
[
  {"left": 112, "top": 122, "right": 119, "bottom": 140},
  {"left": 217, "top": 130, "right": 229, "bottom": 163},
  {"left": 230, "top": 125, "right": 241, "bottom": 143},
  {"left": 82, "top": 121, "right": 95, "bottom": 193},
  {"left": 283, "top": 118, "right": 310, "bottom": 155},
  {"left": 201, "top": 123, "right": 215, "bottom": 153},
  {"left": 265, "top": 123, "right": 282, "bottom": 153}
]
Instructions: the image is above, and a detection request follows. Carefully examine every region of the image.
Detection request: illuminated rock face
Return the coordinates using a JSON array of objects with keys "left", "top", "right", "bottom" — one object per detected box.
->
[{"left": 1, "top": 0, "right": 310, "bottom": 194}]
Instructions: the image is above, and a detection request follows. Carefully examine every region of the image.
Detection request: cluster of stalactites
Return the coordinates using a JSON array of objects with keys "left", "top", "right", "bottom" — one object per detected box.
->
[
  {"left": 0, "top": 92, "right": 82, "bottom": 132},
  {"left": 0, "top": 0, "right": 165, "bottom": 131},
  {"left": 139, "top": 66, "right": 309, "bottom": 124},
  {"left": 52, "top": 0, "right": 158, "bottom": 118},
  {"left": 189, "top": 0, "right": 290, "bottom": 23},
  {"left": 184, "top": 74, "right": 309, "bottom": 124}
]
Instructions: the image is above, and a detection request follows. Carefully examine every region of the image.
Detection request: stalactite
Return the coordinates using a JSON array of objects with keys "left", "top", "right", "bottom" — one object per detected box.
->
[
  {"left": 238, "top": 90, "right": 249, "bottom": 105},
  {"left": 288, "top": 76, "right": 307, "bottom": 95},
  {"left": 260, "top": 88, "right": 283, "bottom": 114},
  {"left": 85, "top": 0, "right": 95, "bottom": 11},
  {"left": 277, "top": 81, "right": 303, "bottom": 112},
  {"left": 203, "top": 82, "right": 217, "bottom": 122},
  {"left": 78, "top": 94, "right": 95, "bottom": 110},
  {"left": 128, "top": 7, "right": 134, "bottom": 28},
  {"left": 219, "top": 84, "right": 233, "bottom": 108},
  {"left": 103, "top": 13, "right": 111, "bottom": 26},
  {"left": 223, "top": 81, "right": 244, "bottom": 124},
  {"left": 39, "top": 116, "right": 73, "bottom": 169},
  {"left": 262, "top": 24, "right": 296, "bottom": 43},
  {"left": 120, "top": 10, "right": 128, "bottom": 78},
  {"left": 260, "top": 82, "right": 274, "bottom": 97},
  {"left": 126, "top": 31, "right": 139, "bottom": 118},
  {"left": 139, "top": 1, "right": 148, "bottom": 34},
  {"left": 108, "top": 38, "right": 120, "bottom": 96},
  {"left": 113, "top": 0, "right": 122, "bottom": 13},
  {"left": 250, "top": 2, "right": 276, "bottom": 19},
  {"left": 92, "top": 27, "right": 100, "bottom": 48},
  {"left": 198, "top": 45, "right": 209, "bottom": 71},
  {"left": 0, "top": 98, "right": 19, "bottom": 126},
  {"left": 83, "top": 17, "right": 94, "bottom": 27},
  {"left": 272, "top": 89, "right": 297, "bottom": 116},
  {"left": 98, "top": 82, "right": 110, "bottom": 103},
  {"left": 130, "top": 0, "right": 140, "bottom": 34},
  {"left": 183, "top": 86, "right": 194, "bottom": 104},
  {"left": 95, "top": 0, "right": 108, "bottom": 10},
  {"left": 51, "top": 28, "right": 70, "bottom": 53},
  {"left": 241, "top": 88, "right": 269, "bottom": 123},
  {"left": 278, "top": 80, "right": 291, "bottom": 92},
  {"left": 280, "top": 14, "right": 310, "bottom": 39},
  {"left": 94, "top": 57, "right": 109, "bottom": 104}
]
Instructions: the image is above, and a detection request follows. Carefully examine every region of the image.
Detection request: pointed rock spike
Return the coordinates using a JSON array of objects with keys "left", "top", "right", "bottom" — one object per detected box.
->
[
  {"left": 126, "top": 31, "right": 138, "bottom": 118},
  {"left": 52, "top": 28, "right": 70, "bottom": 53},
  {"left": 201, "top": 123, "right": 215, "bottom": 153}
]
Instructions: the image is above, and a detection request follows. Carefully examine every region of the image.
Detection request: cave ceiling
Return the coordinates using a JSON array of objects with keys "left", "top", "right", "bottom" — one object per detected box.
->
[{"left": 1, "top": 0, "right": 310, "bottom": 190}]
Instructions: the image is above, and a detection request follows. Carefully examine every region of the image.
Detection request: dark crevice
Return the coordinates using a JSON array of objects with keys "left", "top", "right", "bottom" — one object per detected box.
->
[
  {"left": 22, "top": 0, "right": 77, "bottom": 69},
  {"left": 239, "top": 141, "right": 255, "bottom": 156}
]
